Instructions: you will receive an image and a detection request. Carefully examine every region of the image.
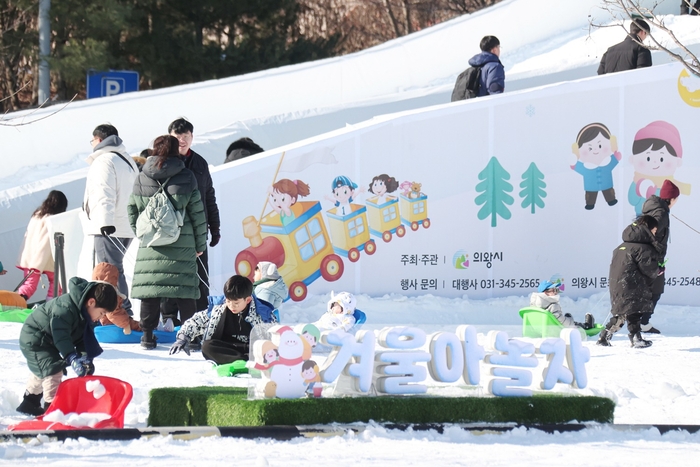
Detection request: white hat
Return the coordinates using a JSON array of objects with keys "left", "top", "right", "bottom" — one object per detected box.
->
[
  {"left": 257, "top": 261, "right": 281, "bottom": 280},
  {"left": 327, "top": 291, "right": 356, "bottom": 315}
]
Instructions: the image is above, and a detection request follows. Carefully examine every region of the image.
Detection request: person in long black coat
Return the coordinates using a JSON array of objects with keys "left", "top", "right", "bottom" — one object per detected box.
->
[
  {"left": 597, "top": 215, "right": 663, "bottom": 348},
  {"left": 598, "top": 19, "right": 652, "bottom": 75},
  {"left": 640, "top": 180, "right": 680, "bottom": 333}
]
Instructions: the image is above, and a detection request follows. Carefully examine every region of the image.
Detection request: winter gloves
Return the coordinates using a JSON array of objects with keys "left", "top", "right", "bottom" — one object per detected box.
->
[
  {"left": 169, "top": 337, "right": 191, "bottom": 356},
  {"left": 100, "top": 225, "right": 116, "bottom": 236},
  {"left": 209, "top": 230, "right": 221, "bottom": 247},
  {"left": 66, "top": 352, "right": 93, "bottom": 377}
]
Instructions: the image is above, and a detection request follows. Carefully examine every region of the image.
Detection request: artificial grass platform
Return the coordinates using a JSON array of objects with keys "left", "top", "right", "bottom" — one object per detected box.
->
[{"left": 148, "top": 387, "right": 615, "bottom": 427}]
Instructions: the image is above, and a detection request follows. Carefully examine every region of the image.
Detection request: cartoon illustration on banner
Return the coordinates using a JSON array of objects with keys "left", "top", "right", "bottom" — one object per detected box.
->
[
  {"left": 235, "top": 151, "right": 431, "bottom": 301},
  {"left": 570, "top": 122, "right": 620, "bottom": 211},
  {"left": 628, "top": 120, "right": 690, "bottom": 214}
]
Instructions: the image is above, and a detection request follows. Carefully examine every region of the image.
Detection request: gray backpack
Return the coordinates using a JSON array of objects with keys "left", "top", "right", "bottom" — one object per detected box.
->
[{"left": 135, "top": 177, "right": 184, "bottom": 247}]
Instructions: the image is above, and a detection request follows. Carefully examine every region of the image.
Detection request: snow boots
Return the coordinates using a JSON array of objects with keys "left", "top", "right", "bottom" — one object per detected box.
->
[
  {"left": 596, "top": 329, "right": 612, "bottom": 346},
  {"left": 629, "top": 332, "right": 652, "bottom": 348},
  {"left": 641, "top": 323, "right": 661, "bottom": 334},
  {"left": 16, "top": 391, "right": 46, "bottom": 416},
  {"left": 141, "top": 330, "right": 157, "bottom": 350},
  {"left": 584, "top": 313, "right": 595, "bottom": 330}
]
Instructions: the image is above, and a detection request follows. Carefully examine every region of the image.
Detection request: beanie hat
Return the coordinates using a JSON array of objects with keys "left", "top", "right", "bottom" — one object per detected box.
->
[
  {"left": 257, "top": 261, "right": 280, "bottom": 280},
  {"left": 659, "top": 179, "right": 680, "bottom": 200},
  {"left": 327, "top": 291, "right": 356, "bottom": 315},
  {"left": 633, "top": 121, "right": 682, "bottom": 158}
]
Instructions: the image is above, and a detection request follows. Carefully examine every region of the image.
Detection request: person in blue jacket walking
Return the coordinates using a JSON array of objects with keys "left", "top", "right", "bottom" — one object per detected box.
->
[{"left": 468, "top": 35, "right": 505, "bottom": 97}]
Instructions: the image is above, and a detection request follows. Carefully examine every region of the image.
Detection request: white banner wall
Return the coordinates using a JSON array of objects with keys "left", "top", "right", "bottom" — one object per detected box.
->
[
  {"left": 210, "top": 63, "right": 700, "bottom": 305},
  {"left": 10, "top": 63, "right": 696, "bottom": 306}
]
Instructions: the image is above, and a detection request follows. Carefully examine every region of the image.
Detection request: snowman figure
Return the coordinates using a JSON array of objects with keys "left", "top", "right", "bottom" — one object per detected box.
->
[{"left": 263, "top": 325, "right": 307, "bottom": 399}]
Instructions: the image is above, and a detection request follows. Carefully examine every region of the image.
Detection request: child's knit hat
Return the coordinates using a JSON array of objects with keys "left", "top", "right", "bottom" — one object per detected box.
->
[
  {"left": 659, "top": 179, "right": 680, "bottom": 200},
  {"left": 257, "top": 261, "right": 281, "bottom": 280},
  {"left": 327, "top": 291, "right": 356, "bottom": 315},
  {"left": 633, "top": 121, "right": 682, "bottom": 158}
]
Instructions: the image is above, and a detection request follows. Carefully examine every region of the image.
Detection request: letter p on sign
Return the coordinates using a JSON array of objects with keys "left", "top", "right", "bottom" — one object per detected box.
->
[{"left": 104, "top": 78, "right": 124, "bottom": 96}]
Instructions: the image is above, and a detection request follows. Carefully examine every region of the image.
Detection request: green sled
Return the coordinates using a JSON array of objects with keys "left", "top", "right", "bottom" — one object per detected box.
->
[
  {"left": 0, "top": 308, "right": 33, "bottom": 323},
  {"left": 518, "top": 307, "right": 603, "bottom": 339},
  {"left": 214, "top": 359, "right": 248, "bottom": 377}
]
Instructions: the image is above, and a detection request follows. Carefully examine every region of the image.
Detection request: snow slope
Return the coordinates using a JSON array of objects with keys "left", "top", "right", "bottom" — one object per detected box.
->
[
  {"left": 2, "top": 0, "right": 700, "bottom": 297},
  {"left": 2, "top": 0, "right": 699, "bottom": 186}
]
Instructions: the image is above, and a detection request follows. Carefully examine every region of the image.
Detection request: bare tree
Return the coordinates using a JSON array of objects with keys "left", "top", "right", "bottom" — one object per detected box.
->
[
  {"left": 0, "top": 1, "right": 37, "bottom": 112},
  {"left": 297, "top": 0, "right": 502, "bottom": 55},
  {"left": 593, "top": 0, "right": 700, "bottom": 77}
]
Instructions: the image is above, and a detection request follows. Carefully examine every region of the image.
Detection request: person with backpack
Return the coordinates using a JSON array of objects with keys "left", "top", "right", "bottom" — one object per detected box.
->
[
  {"left": 83, "top": 124, "right": 139, "bottom": 316},
  {"left": 127, "top": 135, "right": 208, "bottom": 349},
  {"left": 452, "top": 35, "right": 504, "bottom": 101}
]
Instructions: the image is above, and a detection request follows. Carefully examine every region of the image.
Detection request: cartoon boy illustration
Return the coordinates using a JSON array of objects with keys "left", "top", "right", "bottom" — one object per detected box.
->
[
  {"left": 301, "top": 359, "right": 322, "bottom": 397},
  {"left": 570, "top": 123, "right": 621, "bottom": 210},
  {"left": 325, "top": 175, "right": 363, "bottom": 216},
  {"left": 628, "top": 121, "right": 691, "bottom": 215},
  {"left": 300, "top": 324, "right": 320, "bottom": 349},
  {"left": 268, "top": 179, "right": 310, "bottom": 226}
]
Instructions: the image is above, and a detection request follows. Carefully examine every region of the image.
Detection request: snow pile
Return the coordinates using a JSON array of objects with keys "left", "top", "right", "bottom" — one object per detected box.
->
[{"left": 42, "top": 410, "right": 111, "bottom": 429}]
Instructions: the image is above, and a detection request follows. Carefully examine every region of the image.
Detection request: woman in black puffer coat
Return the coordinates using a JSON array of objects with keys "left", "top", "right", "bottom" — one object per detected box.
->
[{"left": 598, "top": 215, "right": 663, "bottom": 348}]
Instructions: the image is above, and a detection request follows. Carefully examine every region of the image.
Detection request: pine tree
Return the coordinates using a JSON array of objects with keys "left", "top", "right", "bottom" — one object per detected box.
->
[
  {"left": 475, "top": 156, "right": 513, "bottom": 227},
  {"left": 519, "top": 162, "right": 546, "bottom": 214}
]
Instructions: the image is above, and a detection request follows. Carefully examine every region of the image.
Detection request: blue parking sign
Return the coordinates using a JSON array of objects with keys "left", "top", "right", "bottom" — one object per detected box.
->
[{"left": 86, "top": 70, "right": 139, "bottom": 99}]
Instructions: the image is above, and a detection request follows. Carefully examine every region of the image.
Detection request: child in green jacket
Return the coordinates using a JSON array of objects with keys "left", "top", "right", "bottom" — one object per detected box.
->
[{"left": 17, "top": 278, "right": 117, "bottom": 416}]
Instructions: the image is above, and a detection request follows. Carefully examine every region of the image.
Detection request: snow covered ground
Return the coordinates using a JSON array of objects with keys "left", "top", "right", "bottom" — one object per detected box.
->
[
  {"left": 3, "top": 0, "right": 700, "bottom": 463},
  {"left": 2, "top": 292, "right": 700, "bottom": 464}
]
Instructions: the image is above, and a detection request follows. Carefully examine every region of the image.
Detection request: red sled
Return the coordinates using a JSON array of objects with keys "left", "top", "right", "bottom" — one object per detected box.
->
[{"left": 8, "top": 375, "right": 133, "bottom": 431}]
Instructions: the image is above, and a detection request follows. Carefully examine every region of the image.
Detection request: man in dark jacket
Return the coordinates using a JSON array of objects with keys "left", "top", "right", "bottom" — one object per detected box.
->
[
  {"left": 597, "top": 216, "right": 663, "bottom": 348},
  {"left": 598, "top": 19, "right": 652, "bottom": 75},
  {"left": 167, "top": 118, "right": 221, "bottom": 318},
  {"left": 467, "top": 35, "right": 505, "bottom": 97},
  {"left": 639, "top": 179, "right": 679, "bottom": 333},
  {"left": 680, "top": 0, "right": 700, "bottom": 15},
  {"left": 17, "top": 278, "right": 117, "bottom": 415},
  {"left": 224, "top": 137, "right": 264, "bottom": 164}
]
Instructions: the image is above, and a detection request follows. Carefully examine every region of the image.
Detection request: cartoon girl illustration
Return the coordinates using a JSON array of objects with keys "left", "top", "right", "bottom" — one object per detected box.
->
[
  {"left": 252, "top": 340, "right": 280, "bottom": 370},
  {"left": 324, "top": 175, "right": 363, "bottom": 216},
  {"left": 368, "top": 174, "right": 399, "bottom": 205},
  {"left": 628, "top": 121, "right": 690, "bottom": 215},
  {"left": 264, "top": 348, "right": 280, "bottom": 365},
  {"left": 268, "top": 178, "right": 310, "bottom": 226},
  {"left": 570, "top": 123, "right": 621, "bottom": 210}
]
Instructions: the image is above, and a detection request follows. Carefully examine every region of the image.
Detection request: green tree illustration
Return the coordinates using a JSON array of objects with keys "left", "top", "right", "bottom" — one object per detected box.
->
[
  {"left": 519, "top": 162, "right": 546, "bottom": 213},
  {"left": 475, "top": 157, "right": 513, "bottom": 227}
]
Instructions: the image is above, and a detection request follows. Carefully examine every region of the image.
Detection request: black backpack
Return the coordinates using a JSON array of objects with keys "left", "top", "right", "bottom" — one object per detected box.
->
[{"left": 450, "top": 65, "right": 483, "bottom": 102}]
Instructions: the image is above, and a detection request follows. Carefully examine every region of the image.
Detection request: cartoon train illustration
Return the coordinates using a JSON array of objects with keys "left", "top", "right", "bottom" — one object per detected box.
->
[
  {"left": 326, "top": 203, "right": 376, "bottom": 262},
  {"left": 236, "top": 201, "right": 344, "bottom": 302},
  {"left": 366, "top": 195, "right": 406, "bottom": 242},
  {"left": 399, "top": 192, "right": 430, "bottom": 230},
  {"left": 235, "top": 164, "right": 430, "bottom": 302}
]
